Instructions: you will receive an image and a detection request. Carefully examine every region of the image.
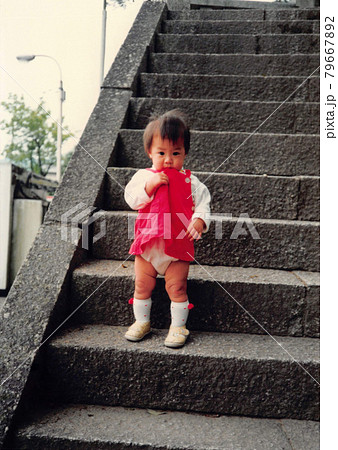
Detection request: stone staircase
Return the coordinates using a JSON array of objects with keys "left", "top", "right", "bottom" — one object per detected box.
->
[{"left": 7, "top": 2, "right": 319, "bottom": 448}]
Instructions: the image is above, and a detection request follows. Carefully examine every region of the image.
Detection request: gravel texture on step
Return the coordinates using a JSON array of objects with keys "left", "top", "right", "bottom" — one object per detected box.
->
[
  {"left": 140, "top": 73, "right": 319, "bottom": 102},
  {"left": 156, "top": 33, "right": 320, "bottom": 55},
  {"left": 129, "top": 98, "right": 319, "bottom": 134},
  {"left": 149, "top": 52, "right": 320, "bottom": 76},
  {"left": 91, "top": 211, "right": 320, "bottom": 271},
  {"left": 42, "top": 324, "right": 319, "bottom": 420},
  {"left": 70, "top": 259, "right": 319, "bottom": 337},
  {"left": 163, "top": 19, "right": 320, "bottom": 35},
  {"left": 167, "top": 9, "right": 320, "bottom": 21},
  {"left": 116, "top": 129, "right": 319, "bottom": 176},
  {"left": 13, "top": 404, "right": 320, "bottom": 450}
]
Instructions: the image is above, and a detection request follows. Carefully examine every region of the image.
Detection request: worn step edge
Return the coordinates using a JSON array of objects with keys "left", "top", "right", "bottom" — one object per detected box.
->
[
  {"left": 157, "top": 32, "right": 320, "bottom": 37},
  {"left": 131, "top": 96, "right": 319, "bottom": 106},
  {"left": 167, "top": 10, "right": 320, "bottom": 20},
  {"left": 70, "top": 259, "right": 319, "bottom": 337},
  {"left": 163, "top": 19, "right": 320, "bottom": 24},
  {"left": 141, "top": 72, "right": 320, "bottom": 80},
  {"left": 49, "top": 324, "right": 319, "bottom": 365},
  {"left": 157, "top": 33, "right": 320, "bottom": 39},
  {"left": 156, "top": 34, "right": 319, "bottom": 55},
  {"left": 73, "top": 259, "right": 319, "bottom": 288},
  {"left": 188, "top": 0, "right": 307, "bottom": 9},
  {"left": 151, "top": 51, "right": 320, "bottom": 57},
  {"left": 139, "top": 73, "right": 320, "bottom": 101},
  {"left": 129, "top": 97, "right": 319, "bottom": 134},
  {"left": 163, "top": 20, "right": 320, "bottom": 34},
  {"left": 43, "top": 325, "right": 319, "bottom": 420},
  {"left": 149, "top": 52, "right": 320, "bottom": 75},
  {"left": 13, "top": 404, "right": 320, "bottom": 450},
  {"left": 139, "top": 73, "right": 320, "bottom": 103}
]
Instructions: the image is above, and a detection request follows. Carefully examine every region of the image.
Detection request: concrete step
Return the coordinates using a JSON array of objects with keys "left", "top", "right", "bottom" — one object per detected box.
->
[
  {"left": 12, "top": 403, "right": 320, "bottom": 450},
  {"left": 129, "top": 98, "right": 319, "bottom": 134},
  {"left": 189, "top": 0, "right": 302, "bottom": 9},
  {"left": 116, "top": 129, "right": 319, "bottom": 177},
  {"left": 163, "top": 20, "right": 320, "bottom": 35},
  {"left": 105, "top": 167, "right": 319, "bottom": 221},
  {"left": 139, "top": 73, "right": 319, "bottom": 102},
  {"left": 149, "top": 53, "right": 320, "bottom": 76},
  {"left": 168, "top": 9, "right": 320, "bottom": 21},
  {"left": 156, "top": 33, "right": 319, "bottom": 55},
  {"left": 42, "top": 324, "right": 319, "bottom": 420},
  {"left": 91, "top": 211, "right": 319, "bottom": 271},
  {"left": 70, "top": 259, "right": 319, "bottom": 338}
]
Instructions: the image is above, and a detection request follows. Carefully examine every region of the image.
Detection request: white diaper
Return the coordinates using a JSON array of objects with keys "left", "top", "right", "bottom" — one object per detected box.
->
[{"left": 141, "top": 238, "right": 178, "bottom": 276}]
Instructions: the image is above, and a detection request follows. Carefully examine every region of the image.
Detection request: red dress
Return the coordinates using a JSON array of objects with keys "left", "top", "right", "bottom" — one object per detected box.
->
[{"left": 129, "top": 168, "right": 195, "bottom": 261}]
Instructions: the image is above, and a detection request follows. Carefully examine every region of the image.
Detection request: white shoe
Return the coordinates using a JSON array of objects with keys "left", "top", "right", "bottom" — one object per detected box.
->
[
  {"left": 125, "top": 321, "right": 151, "bottom": 342},
  {"left": 164, "top": 325, "right": 190, "bottom": 348}
]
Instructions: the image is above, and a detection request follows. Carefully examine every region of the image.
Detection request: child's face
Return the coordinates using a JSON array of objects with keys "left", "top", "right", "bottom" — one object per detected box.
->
[{"left": 148, "top": 133, "right": 186, "bottom": 171}]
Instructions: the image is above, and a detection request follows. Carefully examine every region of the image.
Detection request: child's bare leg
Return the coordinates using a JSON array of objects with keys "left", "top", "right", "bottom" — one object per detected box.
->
[
  {"left": 164, "top": 260, "right": 190, "bottom": 303},
  {"left": 125, "top": 255, "right": 157, "bottom": 342},
  {"left": 164, "top": 260, "right": 191, "bottom": 347},
  {"left": 134, "top": 255, "right": 157, "bottom": 299}
]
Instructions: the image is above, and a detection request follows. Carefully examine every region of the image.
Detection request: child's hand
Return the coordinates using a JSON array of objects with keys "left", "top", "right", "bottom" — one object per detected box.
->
[
  {"left": 145, "top": 172, "right": 169, "bottom": 197},
  {"left": 185, "top": 218, "right": 205, "bottom": 241}
]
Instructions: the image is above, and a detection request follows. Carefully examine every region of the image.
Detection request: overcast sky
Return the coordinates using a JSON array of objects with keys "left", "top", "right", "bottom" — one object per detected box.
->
[{"left": 0, "top": 0, "right": 144, "bottom": 157}]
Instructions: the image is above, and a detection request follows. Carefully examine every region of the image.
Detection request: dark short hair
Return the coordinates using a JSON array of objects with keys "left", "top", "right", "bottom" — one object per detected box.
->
[{"left": 143, "top": 109, "right": 190, "bottom": 155}]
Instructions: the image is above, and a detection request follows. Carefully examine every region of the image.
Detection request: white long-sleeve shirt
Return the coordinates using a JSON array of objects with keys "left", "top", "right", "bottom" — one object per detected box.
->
[{"left": 124, "top": 166, "right": 211, "bottom": 232}]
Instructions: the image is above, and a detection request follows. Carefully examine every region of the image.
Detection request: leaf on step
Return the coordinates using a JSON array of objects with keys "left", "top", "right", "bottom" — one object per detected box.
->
[
  {"left": 146, "top": 409, "right": 167, "bottom": 416},
  {"left": 122, "top": 264, "right": 128, "bottom": 268},
  {"left": 204, "top": 414, "right": 220, "bottom": 418}
]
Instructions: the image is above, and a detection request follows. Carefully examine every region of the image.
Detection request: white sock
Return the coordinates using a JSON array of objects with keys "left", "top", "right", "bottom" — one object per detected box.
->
[
  {"left": 170, "top": 300, "right": 189, "bottom": 327},
  {"left": 133, "top": 297, "right": 152, "bottom": 323}
]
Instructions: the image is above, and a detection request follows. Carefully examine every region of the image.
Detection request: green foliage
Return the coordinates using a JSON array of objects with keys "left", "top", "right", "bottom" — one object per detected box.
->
[{"left": 0, "top": 93, "right": 72, "bottom": 177}]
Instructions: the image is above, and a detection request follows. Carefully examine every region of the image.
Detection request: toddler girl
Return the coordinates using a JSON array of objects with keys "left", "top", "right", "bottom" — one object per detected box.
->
[{"left": 124, "top": 110, "right": 211, "bottom": 348}]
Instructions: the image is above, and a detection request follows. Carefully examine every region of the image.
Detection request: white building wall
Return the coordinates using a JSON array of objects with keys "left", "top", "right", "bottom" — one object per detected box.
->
[
  {"left": 10, "top": 199, "right": 43, "bottom": 284},
  {"left": 0, "top": 161, "right": 13, "bottom": 290}
]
